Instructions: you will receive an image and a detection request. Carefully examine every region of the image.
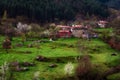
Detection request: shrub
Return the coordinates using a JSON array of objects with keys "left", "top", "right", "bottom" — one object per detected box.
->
[
  {"left": 75, "top": 55, "right": 105, "bottom": 80},
  {"left": 2, "top": 38, "right": 12, "bottom": 53},
  {"left": 76, "top": 55, "right": 92, "bottom": 79}
]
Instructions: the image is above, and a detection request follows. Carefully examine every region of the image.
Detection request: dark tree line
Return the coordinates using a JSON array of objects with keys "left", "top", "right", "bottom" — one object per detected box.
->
[
  {"left": 0, "top": 0, "right": 109, "bottom": 22},
  {"left": 107, "top": 0, "right": 120, "bottom": 10},
  {"left": 98, "top": 0, "right": 120, "bottom": 10}
]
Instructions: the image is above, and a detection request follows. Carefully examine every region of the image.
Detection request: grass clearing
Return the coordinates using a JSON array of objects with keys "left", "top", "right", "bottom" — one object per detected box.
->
[{"left": 0, "top": 36, "right": 120, "bottom": 80}]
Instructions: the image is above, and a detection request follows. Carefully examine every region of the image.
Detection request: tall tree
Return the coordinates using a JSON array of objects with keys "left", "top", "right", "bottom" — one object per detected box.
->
[{"left": 0, "top": 0, "right": 110, "bottom": 22}]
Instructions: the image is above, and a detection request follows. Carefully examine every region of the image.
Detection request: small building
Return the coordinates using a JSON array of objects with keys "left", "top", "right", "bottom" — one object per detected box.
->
[
  {"left": 97, "top": 20, "right": 108, "bottom": 28},
  {"left": 56, "top": 25, "right": 72, "bottom": 38},
  {"left": 71, "top": 25, "right": 87, "bottom": 38}
]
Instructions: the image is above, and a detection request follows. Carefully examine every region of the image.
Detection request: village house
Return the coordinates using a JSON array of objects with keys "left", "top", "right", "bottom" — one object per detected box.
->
[
  {"left": 97, "top": 20, "right": 108, "bottom": 28},
  {"left": 56, "top": 25, "right": 72, "bottom": 38},
  {"left": 71, "top": 25, "right": 85, "bottom": 38}
]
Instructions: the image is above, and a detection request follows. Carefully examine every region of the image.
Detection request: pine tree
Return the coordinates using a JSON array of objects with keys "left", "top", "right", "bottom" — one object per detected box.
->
[{"left": 2, "top": 10, "right": 7, "bottom": 20}]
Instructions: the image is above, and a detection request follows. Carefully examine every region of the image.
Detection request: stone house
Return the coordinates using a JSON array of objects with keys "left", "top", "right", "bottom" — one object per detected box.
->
[{"left": 71, "top": 25, "right": 87, "bottom": 38}]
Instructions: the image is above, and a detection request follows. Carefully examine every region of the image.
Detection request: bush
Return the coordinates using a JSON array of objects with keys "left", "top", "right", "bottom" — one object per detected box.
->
[
  {"left": 2, "top": 38, "right": 12, "bottom": 53},
  {"left": 76, "top": 55, "right": 92, "bottom": 79},
  {"left": 75, "top": 55, "right": 106, "bottom": 80}
]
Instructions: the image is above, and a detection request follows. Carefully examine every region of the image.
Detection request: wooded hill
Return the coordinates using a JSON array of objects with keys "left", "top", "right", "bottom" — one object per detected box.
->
[
  {"left": 100, "top": 0, "right": 120, "bottom": 10},
  {"left": 0, "top": 0, "right": 120, "bottom": 22},
  {"left": 0, "top": 0, "right": 110, "bottom": 22}
]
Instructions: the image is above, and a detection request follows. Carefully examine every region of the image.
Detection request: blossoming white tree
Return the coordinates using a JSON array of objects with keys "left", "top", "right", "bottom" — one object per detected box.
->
[
  {"left": 16, "top": 22, "right": 31, "bottom": 33},
  {"left": 15, "top": 22, "right": 31, "bottom": 42},
  {"left": 64, "top": 62, "right": 74, "bottom": 76},
  {"left": 0, "top": 62, "right": 11, "bottom": 80},
  {"left": 33, "top": 71, "right": 40, "bottom": 80}
]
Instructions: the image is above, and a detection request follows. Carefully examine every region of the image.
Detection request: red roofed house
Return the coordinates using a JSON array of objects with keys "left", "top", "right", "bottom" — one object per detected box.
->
[{"left": 56, "top": 25, "right": 72, "bottom": 38}]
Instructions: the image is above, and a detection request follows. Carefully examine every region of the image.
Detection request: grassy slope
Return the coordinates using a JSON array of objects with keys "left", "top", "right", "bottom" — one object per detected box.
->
[
  {"left": 0, "top": 35, "right": 120, "bottom": 80},
  {"left": 0, "top": 37, "right": 79, "bottom": 80}
]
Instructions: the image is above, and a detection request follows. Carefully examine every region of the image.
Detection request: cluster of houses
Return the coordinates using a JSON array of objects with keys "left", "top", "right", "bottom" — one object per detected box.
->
[
  {"left": 55, "top": 20, "right": 108, "bottom": 39},
  {"left": 0, "top": 18, "right": 108, "bottom": 40},
  {"left": 56, "top": 24, "right": 95, "bottom": 39}
]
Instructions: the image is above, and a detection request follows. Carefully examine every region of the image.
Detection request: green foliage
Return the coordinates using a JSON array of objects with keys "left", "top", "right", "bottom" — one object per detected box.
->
[
  {"left": 21, "top": 33, "right": 26, "bottom": 45},
  {"left": 0, "top": 0, "right": 109, "bottom": 22}
]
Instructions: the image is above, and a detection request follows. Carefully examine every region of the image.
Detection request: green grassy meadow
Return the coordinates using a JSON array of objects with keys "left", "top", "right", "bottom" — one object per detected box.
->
[{"left": 0, "top": 35, "right": 120, "bottom": 80}]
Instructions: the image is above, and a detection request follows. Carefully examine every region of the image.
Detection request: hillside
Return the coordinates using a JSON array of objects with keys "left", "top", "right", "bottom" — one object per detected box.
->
[
  {"left": 0, "top": 0, "right": 120, "bottom": 23},
  {"left": 0, "top": 0, "right": 109, "bottom": 22},
  {"left": 98, "top": 0, "right": 120, "bottom": 10}
]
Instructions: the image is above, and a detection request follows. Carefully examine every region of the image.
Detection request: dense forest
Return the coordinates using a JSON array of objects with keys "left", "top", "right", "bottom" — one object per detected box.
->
[
  {"left": 0, "top": 0, "right": 110, "bottom": 22},
  {"left": 0, "top": 0, "right": 119, "bottom": 22},
  {"left": 98, "top": 0, "right": 120, "bottom": 10}
]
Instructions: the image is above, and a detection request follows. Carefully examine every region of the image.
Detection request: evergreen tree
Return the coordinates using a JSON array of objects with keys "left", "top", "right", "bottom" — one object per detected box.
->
[
  {"left": 0, "top": 0, "right": 110, "bottom": 22},
  {"left": 2, "top": 10, "right": 7, "bottom": 20}
]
